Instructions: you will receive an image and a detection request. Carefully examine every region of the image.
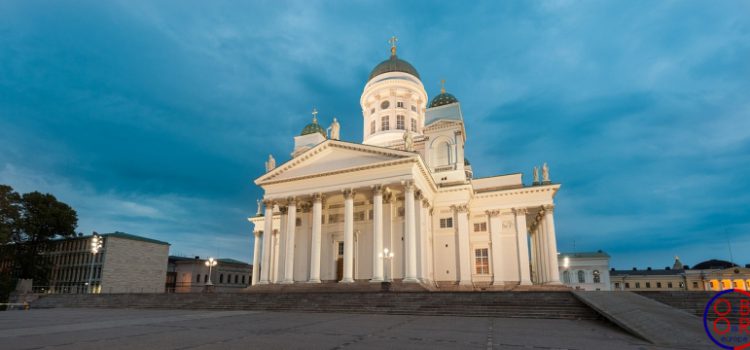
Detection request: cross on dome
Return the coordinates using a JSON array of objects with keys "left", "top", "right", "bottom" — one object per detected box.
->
[
  {"left": 389, "top": 35, "right": 398, "bottom": 56},
  {"left": 311, "top": 107, "right": 318, "bottom": 123},
  {"left": 440, "top": 79, "right": 446, "bottom": 94}
]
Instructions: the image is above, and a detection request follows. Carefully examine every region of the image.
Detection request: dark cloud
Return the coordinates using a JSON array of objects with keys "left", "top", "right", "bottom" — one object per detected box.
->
[{"left": 0, "top": 1, "right": 748, "bottom": 267}]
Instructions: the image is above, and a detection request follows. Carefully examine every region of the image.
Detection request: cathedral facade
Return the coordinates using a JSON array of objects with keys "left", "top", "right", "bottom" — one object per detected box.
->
[{"left": 249, "top": 41, "right": 562, "bottom": 288}]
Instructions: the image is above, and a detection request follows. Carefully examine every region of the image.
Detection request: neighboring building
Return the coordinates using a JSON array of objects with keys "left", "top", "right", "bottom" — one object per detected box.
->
[
  {"left": 610, "top": 257, "right": 750, "bottom": 291},
  {"left": 1, "top": 232, "right": 170, "bottom": 294},
  {"left": 167, "top": 256, "right": 251, "bottom": 293},
  {"left": 558, "top": 251, "right": 611, "bottom": 291},
  {"left": 248, "top": 40, "right": 563, "bottom": 288}
]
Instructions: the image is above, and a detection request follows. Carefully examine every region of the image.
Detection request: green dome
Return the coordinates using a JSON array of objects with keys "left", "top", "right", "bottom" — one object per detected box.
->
[
  {"left": 300, "top": 119, "right": 326, "bottom": 137},
  {"left": 429, "top": 92, "right": 459, "bottom": 108},
  {"left": 369, "top": 55, "right": 420, "bottom": 80}
]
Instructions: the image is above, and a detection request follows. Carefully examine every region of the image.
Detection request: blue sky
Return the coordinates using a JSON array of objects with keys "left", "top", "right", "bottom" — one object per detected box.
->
[{"left": 1, "top": 1, "right": 748, "bottom": 269}]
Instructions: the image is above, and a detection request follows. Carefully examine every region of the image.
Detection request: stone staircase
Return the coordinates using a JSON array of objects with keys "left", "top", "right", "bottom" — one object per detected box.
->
[
  {"left": 31, "top": 291, "right": 600, "bottom": 320},
  {"left": 637, "top": 291, "right": 744, "bottom": 321}
]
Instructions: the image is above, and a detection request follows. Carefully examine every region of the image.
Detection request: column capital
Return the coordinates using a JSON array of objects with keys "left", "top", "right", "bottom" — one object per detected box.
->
[
  {"left": 513, "top": 207, "right": 529, "bottom": 215},
  {"left": 542, "top": 204, "right": 555, "bottom": 213},
  {"left": 300, "top": 202, "right": 312, "bottom": 213},
  {"left": 254, "top": 230, "right": 262, "bottom": 237},
  {"left": 342, "top": 188, "right": 355, "bottom": 199},
  {"left": 371, "top": 184, "right": 384, "bottom": 195},
  {"left": 421, "top": 198, "right": 430, "bottom": 208},
  {"left": 312, "top": 192, "right": 323, "bottom": 203},
  {"left": 262, "top": 199, "right": 275, "bottom": 207},
  {"left": 401, "top": 180, "right": 415, "bottom": 191},
  {"left": 383, "top": 191, "right": 394, "bottom": 204},
  {"left": 286, "top": 196, "right": 298, "bottom": 207},
  {"left": 279, "top": 206, "right": 289, "bottom": 214},
  {"left": 451, "top": 203, "right": 469, "bottom": 213},
  {"left": 485, "top": 209, "right": 502, "bottom": 217}
]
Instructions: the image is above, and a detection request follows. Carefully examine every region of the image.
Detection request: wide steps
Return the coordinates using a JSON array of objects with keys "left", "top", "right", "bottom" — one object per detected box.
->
[{"left": 31, "top": 291, "right": 600, "bottom": 320}]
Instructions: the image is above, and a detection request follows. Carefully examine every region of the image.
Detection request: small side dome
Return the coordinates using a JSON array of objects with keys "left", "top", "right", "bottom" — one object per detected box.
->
[
  {"left": 429, "top": 81, "right": 459, "bottom": 108},
  {"left": 300, "top": 116, "right": 326, "bottom": 137}
]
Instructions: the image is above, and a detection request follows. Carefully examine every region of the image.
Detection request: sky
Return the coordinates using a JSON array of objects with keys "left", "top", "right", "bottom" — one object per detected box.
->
[{"left": 1, "top": 1, "right": 748, "bottom": 269}]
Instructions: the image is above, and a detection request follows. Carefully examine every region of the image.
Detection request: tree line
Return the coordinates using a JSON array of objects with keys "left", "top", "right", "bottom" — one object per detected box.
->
[{"left": 1, "top": 184, "right": 78, "bottom": 303}]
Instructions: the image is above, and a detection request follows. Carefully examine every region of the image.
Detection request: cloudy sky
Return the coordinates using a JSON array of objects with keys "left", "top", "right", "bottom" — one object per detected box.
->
[{"left": 1, "top": 1, "right": 748, "bottom": 269}]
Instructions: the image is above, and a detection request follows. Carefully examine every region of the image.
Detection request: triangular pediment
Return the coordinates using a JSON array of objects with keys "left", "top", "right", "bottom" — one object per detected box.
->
[{"left": 256, "top": 140, "right": 417, "bottom": 185}]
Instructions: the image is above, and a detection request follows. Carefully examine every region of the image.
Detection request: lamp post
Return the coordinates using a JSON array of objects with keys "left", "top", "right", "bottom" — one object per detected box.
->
[
  {"left": 205, "top": 257, "right": 218, "bottom": 286},
  {"left": 87, "top": 233, "right": 102, "bottom": 294},
  {"left": 378, "top": 248, "right": 395, "bottom": 282}
]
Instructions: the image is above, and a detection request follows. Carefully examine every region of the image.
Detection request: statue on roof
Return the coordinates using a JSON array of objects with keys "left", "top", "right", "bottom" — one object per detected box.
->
[
  {"left": 542, "top": 162, "right": 550, "bottom": 183},
  {"left": 533, "top": 166, "right": 540, "bottom": 185},
  {"left": 256, "top": 199, "right": 262, "bottom": 216},
  {"left": 403, "top": 131, "right": 414, "bottom": 152},
  {"left": 328, "top": 117, "right": 340, "bottom": 140},
  {"left": 265, "top": 154, "right": 276, "bottom": 172}
]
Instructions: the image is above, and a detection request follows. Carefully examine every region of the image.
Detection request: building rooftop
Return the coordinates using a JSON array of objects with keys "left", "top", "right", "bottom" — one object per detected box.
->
[
  {"left": 610, "top": 268, "right": 683, "bottom": 276},
  {"left": 559, "top": 250, "right": 610, "bottom": 259},
  {"left": 102, "top": 232, "right": 170, "bottom": 246},
  {"left": 169, "top": 256, "right": 250, "bottom": 267}
]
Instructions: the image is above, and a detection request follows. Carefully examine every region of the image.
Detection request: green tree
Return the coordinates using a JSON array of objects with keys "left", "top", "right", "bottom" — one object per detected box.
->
[{"left": 0, "top": 185, "right": 21, "bottom": 244}]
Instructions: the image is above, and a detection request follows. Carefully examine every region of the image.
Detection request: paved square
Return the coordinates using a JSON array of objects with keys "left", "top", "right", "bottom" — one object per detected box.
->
[{"left": 0, "top": 308, "right": 678, "bottom": 349}]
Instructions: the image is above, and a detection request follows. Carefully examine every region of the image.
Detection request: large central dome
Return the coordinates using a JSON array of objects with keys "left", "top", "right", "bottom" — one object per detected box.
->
[{"left": 368, "top": 55, "right": 420, "bottom": 80}]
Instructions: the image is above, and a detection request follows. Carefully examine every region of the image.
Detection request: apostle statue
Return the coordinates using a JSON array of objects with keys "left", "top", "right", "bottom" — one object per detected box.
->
[
  {"left": 403, "top": 131, "right": 414, "bottom": 151},
  {"left": 532, "top": 166, "right": 540, "bottom": 185},
  {"left": 256, "top": 199, "right": 262, "bottom": 216},
  {"left": 265, "top": 154, "right": 276, "bottom": 172},
  {"left": 542, "top": 162, "right": 550, "bottom": 183},
  {"left": 328, "top": 118, "right": 340, "bottom": 140}
]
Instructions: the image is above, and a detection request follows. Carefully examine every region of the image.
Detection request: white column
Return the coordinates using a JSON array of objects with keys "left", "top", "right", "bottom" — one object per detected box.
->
[
  {"left": 282, "top": 198, "right": 297, "bottom": 283},
  {"left": 403, "top": 182, "right": 418, "bottom": 282},
  {"left": 487, "top": 210, "right": 503, "bottom": 286},
  {"left": 543, "top": 205, "right": 562, "bottom": 284},
  {"left": 341, "top": 189, "right": 355, "bottom": 283},
  {"left": 273, "top": 206, "right": 287, "bottom": 283},
  {"left": 455, "top": 204, "right": 472, "bottom": 286},
  {"left": 309, "top": 193, "right": 323, "bottom": 283},
  {"left": 419, "top": 199, "right": 430, "bottom": 282},
  {"left": 414, "top": 191, "right": 423, "bottom": 282},
  {"left": 514, "top": 208, "right": 532, "bottom": 285},
  {"left": 370, "top": 186, "right": 384, "bottom": 282},
  {"left": 251, "top": 231, "right": 261, "bottom": 285},
  {"left": 538, "top": 218, "right": 549, "bottom": 284},
  {"left": 259, "top": 200, "right": 274, "bottom": 284}
]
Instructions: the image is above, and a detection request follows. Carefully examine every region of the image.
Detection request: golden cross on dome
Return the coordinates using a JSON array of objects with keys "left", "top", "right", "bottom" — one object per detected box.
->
[
  {"left": 311, "top": 107, "right": 318, "bottom": 123},
  {"left": 389, "top": 35, "right": 398, "bottom": 56},
  {"left": 440, "top": 79, "right": 446, "bottom": 94}
]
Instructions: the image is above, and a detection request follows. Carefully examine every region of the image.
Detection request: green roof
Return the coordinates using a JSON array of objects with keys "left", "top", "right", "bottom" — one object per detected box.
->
[
  {"left": 429, "top": 92, "right": 459, "bottom": 108},
  {"left": 559, "top": 251, "right": 610, "bottom": 258},
  {"left": 102, "top": 232, "right": 170, "bottom": 246},
  {"left": 300, "top": 118, "right": 326, "bottom": 136},
  {"left": 369, "top": 55, "right": 420, "bottom": 80}
]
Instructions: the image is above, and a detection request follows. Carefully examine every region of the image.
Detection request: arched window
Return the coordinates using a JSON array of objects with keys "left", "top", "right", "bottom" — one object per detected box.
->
[
  {"left": 234, "top": 275, "right": 238, "bottom": 284},
  {"left": 196, "top": 274, "right": 200, "bottom": 283},
  {"left": 563, "top": 270, "right": 570, "bottom": 283},
  {"left": 220, "top": 274, "right": 224, "bottom": 283},
  {"left": 435, "top": 141, "right": 451, "bottom": 166},
  {"left": 593, "top": 270, "right": 601, "bottom": 283},
  {"left": 577, "top": 270, "right": 585, "bottom": 283},
  {"left": 242, "top": 275, "right": 246, "bottom": 284}
]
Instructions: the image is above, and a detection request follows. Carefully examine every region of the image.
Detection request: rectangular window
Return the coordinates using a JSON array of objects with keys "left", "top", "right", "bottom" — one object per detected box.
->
[
  {"left": 397, "top": 101, "right": 404, "bottom": 108},
  {"left": 370, "top": 120, "right": 376, "bottom": 134},
  {"left": 635, "top": 282, "right": 641, "bottom": 288},
  {"left": 440, "top": 217, "right": 453, "bottom": 228},
  {"left": 692, "top": 281, "right": 698, "bottom": 289},
  {"left": 625, "top": 282, "right": 630, "bottom": 289},
  {"left": 668, "top": 282, "right": 673, "bottom": 288},
  {"left": 295, "top": 218, "right": 302, "bottom": 226},
  {"left": 645, "top": 282, "right": 651, "bottom": 288},
  {"left": 474, "top": 248, "right": 489, "bottom": 274},
  {"left": 614, "top": 282, "right": 620, "bottom": 289},
  {"left": 328, "top": 214, "right": 342, "bottom": 223},
  {"left": 397, "top": 207, "right": 405, "bottom": 217},
  {"left": 396, "top": 115, "right": 405, "bottom": 130},
  {"left": 411, "top": 105, "right": 417, "bottom": 112},
  {"left": 381, "top": 116, "right": 389, "bottom": 131},
  {"left": 656, "top": 282, "right": 662, "bottom": 288},
  {"left": 679, "top": 282, "right": 685, "bottom": 288},
  {"left": 354, "top": 212, "right": 365, "bottom": 221},
  {"left": 411, "top": 118, "right": 417, "bottom": 132},
  {"left": 473, "top": 222, "right": 487, "bottom": 232}
]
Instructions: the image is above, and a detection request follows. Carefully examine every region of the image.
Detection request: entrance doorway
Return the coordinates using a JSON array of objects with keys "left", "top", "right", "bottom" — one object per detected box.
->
[{"left": 335, "top": 241, "right": 344, "bottom": 281}]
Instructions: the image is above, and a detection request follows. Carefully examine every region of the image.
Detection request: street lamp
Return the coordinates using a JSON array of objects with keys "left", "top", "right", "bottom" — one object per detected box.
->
[
  {"left": 378, "top": 248, "right": 395, "bottom": 282},
  {"left": 88, "top": 233, "right": 102, "bottom": 293},
  {"left": 205, "top": 257, "right": 218, "bottom": 286}
]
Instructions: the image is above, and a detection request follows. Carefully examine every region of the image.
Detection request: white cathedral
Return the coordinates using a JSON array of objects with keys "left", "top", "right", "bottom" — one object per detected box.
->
[{"left": 249, "top": 40, "right": 562, "bottom": 289}]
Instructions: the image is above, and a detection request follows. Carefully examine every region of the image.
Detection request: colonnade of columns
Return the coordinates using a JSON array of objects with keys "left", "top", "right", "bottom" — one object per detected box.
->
[
  {"left": 251, "top": 191, "right": 561, "bottom": 286},
  {"left": 254, "top": 181, "right": 425, "bottom": 285},
  {"left": 529, "top": 205, "right": 561, "bottom": 285}
]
